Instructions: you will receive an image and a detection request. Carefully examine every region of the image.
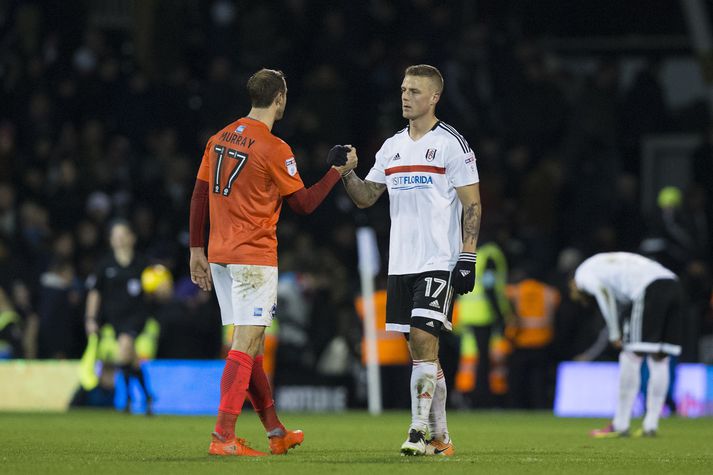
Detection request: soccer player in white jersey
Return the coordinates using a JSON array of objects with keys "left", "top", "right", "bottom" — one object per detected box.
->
[
  {"left": 340, "top": 65, "right": 481, "bottom": 455},
  {"left": 570, "top": 252, "right": 683, "bottom": 437}
]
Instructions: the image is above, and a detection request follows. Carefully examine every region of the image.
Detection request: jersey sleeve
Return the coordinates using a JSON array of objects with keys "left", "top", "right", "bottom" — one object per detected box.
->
[
  {"left": 591, "top": 287, "right": 620, "bottom": 342},
  {"left": 196, "top": 138, "right": 212, "bottom": 183},
  {"left": 574, "top": 265, "right": 599, "bottom": 297},
  {"left": 265, "top": 141, "right": 305, "bottom": 196},
  {"left": 365, "top": 142, "right": 388, "bottom": 184},
  {"left": 445, "top": 141, "right": 479, "bottom": 188},
  {"left": 575, "top": 265, "right": 620, "bottom": 341}
]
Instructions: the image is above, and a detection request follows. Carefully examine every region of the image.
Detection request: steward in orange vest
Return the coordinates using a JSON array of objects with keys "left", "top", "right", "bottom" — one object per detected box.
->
[
  {"left": 505, "top": 279, "right": 559, "bottom": 349},
  {"left": 505, "top": 278, "right": 560, "bottom": 409}
]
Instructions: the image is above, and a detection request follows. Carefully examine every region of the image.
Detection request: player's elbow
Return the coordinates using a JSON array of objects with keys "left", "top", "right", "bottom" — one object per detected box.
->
[{"left": 286, "top": 200, "right": 314, "bottom": 215}]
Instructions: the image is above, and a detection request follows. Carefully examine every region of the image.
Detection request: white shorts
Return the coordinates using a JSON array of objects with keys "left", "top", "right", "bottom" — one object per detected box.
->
[{"left": 210, "top": 263, "right": 277, "bottom": 327}]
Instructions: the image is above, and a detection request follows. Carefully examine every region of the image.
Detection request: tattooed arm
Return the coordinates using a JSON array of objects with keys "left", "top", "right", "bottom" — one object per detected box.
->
[
  {"left": 341, "top": 171, "right": 387, "bottom": 209},
  {"left": 455, "top": 183, "right": 481, "bottom": 253}
]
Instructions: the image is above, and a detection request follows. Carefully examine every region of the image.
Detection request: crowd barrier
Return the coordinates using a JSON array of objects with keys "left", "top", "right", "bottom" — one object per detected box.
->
[
  {"left": 2, "top": 360, "right": 712, "bottom": 416},
  {"left": 554, "top": 362, "right": 713, "bottom": 417}
]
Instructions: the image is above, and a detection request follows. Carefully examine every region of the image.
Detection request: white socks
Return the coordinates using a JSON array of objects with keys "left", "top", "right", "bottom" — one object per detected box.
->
[
  {"left": 428, "top": 366, "right": 449, "bottom": 442},
  {"left": 613, "top": 351, "right": 642, "bottom": 432},
  {"left": 410, "top": 360, "right": 437, "bottom": 434},
  {"left": 643, "top": 356, "right": 670, "bottom": 432}
]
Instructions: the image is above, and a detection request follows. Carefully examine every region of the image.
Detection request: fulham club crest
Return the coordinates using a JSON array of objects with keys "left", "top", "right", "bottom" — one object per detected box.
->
[{"left": 425, "top": 148, "right": 437, "bottom": 161}]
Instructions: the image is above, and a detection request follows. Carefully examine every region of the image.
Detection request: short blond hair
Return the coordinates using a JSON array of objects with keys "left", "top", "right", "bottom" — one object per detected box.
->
[{"left": 405, "top": 64, "right": 443, "bottom": 93}]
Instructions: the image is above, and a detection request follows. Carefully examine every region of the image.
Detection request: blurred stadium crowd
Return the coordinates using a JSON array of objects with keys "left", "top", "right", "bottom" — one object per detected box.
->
[{"left": 0, "top": 1, "right": 712, "bottom": 408}]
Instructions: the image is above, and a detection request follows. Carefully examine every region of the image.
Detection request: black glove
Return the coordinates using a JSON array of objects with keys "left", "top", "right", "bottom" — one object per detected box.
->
[
  {"left": 326, "top": 145, "right": 351, "bottom": 166},
  {"left": 451, "top": 252, "right": 477, "bottom": 295}
]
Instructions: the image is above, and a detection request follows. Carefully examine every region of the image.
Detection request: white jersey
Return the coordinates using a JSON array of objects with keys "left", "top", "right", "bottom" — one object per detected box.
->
[
  {"left": 574, "top": 252, "right": 676, "bottom": 341},
  {"left": 365, "top": 121, "right": 479, "bottom": 275},
  {"left": 575, "top": 252, "right": 676, "bottom": 302}
]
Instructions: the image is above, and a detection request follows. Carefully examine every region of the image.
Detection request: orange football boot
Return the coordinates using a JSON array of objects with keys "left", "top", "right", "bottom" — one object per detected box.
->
[
  {"left": 590, "top": 424, "right": 629, "bottom": 438},
  {"left": 269, "top": 429, "right": 304, "bottom": 455},
  {"left": 426, "top": 438, "right": 455, "bottom": 456},
  {"left": 209, "top": 432, "right": 268, "bottom": 456}
]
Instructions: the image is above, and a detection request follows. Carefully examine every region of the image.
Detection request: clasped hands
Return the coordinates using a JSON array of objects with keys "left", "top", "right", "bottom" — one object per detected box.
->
[{"left": 327, "top": 144, "right": 358, "bottom": 176}]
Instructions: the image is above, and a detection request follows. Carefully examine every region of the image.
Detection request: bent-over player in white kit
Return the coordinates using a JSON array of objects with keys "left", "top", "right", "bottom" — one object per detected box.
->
[
  {"left": 570, "top": 252, "right": 683, "bottom": 437},
  {"left": 341, "top": 65, "right": 481, "bottom": 455}
]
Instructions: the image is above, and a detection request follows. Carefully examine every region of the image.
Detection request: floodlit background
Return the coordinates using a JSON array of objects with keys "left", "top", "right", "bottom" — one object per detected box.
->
[{"left": 0, "top": 0, "right": 712, "bottom": 415}]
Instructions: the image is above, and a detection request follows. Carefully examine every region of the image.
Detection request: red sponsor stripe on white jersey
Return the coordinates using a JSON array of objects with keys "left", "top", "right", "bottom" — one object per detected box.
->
[{"left": 385, "top": 165, "right": 446, "bottom": 176}]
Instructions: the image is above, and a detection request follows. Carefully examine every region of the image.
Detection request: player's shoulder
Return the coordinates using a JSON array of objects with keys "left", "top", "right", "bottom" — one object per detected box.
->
[
  {"left": 433, "top": 121, "right": 471, "bottom": 154},
  {"left": 378, "top": 126, "right": 409, "bottom": 154},
  {"left": 210, "top": 118, "right": 272, "bottom": 141},
  {"left": 267, "top": 134, "right": 291, "bottom": 150},
  {"left": 383, "top": 126, "right": 409, "bottom": 144},
  {"left": 573, "top": 261, "right": 595, "bottom": 287},
  {"left": 210, "top": 119, "right": 242, "bottom": 141},
  {"left": 243, "top": 121, "right": 290, "bottom": 152},
  {"left": 576, "top": 254, "right": 609, "bottom": 277},
  {"left": 260, "top": 134, "right": 293, "bottom": 163}
]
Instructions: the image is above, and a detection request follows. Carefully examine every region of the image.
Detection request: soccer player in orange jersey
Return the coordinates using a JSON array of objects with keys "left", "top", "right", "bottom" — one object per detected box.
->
[{"left": 189, "top": 68, "right": 356, "bottom": 456}]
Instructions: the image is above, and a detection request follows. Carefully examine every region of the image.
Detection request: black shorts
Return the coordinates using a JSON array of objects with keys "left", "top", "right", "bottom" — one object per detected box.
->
[
  {"left": 386, "top": 271, "right": 455, "bottom": 336},
  {"left": 623, "top": 279, "right": 683, "bottom": 356}
]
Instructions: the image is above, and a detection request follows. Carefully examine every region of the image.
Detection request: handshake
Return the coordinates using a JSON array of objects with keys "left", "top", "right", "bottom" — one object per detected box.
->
[{"left": 327, "top": 144, "right": 358, "bottom": 176}]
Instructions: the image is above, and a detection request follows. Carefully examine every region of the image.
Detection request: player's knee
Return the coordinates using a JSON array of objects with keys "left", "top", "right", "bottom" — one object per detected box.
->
[
  {"left": 408, "top": 327, "right": 439, "bottom": 361},
  {"left": 232, "top": 325, "right": 266, "bottom": 357}
]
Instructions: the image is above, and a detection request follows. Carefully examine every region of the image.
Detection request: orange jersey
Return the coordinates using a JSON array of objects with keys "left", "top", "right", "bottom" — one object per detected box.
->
[{"left": 196, "top": 117, "right": 304, "bottom": 265}]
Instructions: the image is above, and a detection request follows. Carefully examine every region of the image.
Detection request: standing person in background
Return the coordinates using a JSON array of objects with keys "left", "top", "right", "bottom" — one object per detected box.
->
[
  {"left": 340, "top": 65, "right": 481, "bottom": 456},
  {"left": 455, "top": 242, "right": 512, "bottom": 407},
  {"left": 570, "top": 252, "right": 683, "bottom": 437},
  {"left": 37, "top": 259, "right": 82, "bottom": 359},
  {"left": 189, "top": 68, "right": 356, "bottom": 457},
  {"left": 505, "top": 275, "right": 559, "bottom": 409},
  {"left": 84, "top": 220, "right": 153, "bottom": 415},
  {"left": 0, "top": 236, "right": 40, "bottom": 359},
  {"left": 0, "top": 287, "right": 22, "bottom": 359}
]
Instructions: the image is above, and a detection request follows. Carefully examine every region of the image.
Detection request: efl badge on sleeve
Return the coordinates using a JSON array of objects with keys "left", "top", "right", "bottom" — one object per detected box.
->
[
  {"left": 285, "top": 157, "right": 297, "bottom": 176},
  {"left": 425, "top": 148, "right": 437, "bottom": 162},
  {"left": 465, "top": 152, "right": 476, "bottom": 173}
]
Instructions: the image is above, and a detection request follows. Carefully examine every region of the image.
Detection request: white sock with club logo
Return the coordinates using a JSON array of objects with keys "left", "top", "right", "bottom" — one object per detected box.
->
[{"left": 410, "top": 360, "right": 437, "bottom": 434}]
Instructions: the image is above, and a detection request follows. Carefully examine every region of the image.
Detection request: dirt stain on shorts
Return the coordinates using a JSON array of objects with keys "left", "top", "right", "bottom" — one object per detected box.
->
[{"left": 232, "top": 266, "right": 266, "bottom": 297}]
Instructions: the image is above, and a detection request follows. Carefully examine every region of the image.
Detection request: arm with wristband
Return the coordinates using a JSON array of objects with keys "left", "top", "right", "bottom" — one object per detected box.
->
[{"left": 451, "top": 183, "right": 482, "bottom": 294}]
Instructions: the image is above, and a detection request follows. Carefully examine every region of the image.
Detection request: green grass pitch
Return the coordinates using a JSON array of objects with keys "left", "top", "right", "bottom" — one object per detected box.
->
[{"left": 1, "top": 410, "right": 712, "bottom": 474}]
